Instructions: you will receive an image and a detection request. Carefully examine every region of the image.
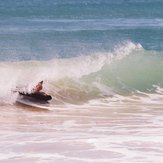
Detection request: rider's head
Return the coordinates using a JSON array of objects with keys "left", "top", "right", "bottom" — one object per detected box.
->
[{"left": 40, "top": 81, "right": 43, "bottom": 84}]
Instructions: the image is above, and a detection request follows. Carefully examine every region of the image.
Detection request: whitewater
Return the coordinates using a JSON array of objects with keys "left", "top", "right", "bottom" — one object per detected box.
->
[
  {"left": 0, "top": 41, "right": 163, "bottom": 163},
  {"left": 0, "top": 0, "right": 163, "bottom": 163}
]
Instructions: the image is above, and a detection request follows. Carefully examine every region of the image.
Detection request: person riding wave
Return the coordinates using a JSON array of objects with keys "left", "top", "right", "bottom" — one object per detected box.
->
[
  {"left": 18, "top": 80, "right": 52, "bottom": 101},
  {"left": 33, "top": 81, "right": 43, "bottom": 93},
  {"left": 33, "top": 80, "right": 48, "bottom": 96}
]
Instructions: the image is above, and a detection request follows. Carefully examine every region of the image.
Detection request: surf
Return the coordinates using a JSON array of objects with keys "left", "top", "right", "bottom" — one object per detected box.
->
[{"left": 0, "top": 41, "right": 163, "bottom": 105}]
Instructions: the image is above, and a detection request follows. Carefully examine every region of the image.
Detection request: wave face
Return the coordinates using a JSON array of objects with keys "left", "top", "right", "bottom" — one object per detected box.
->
[{"left": 0, "top": 42, "right": 163, "bottom": 104}]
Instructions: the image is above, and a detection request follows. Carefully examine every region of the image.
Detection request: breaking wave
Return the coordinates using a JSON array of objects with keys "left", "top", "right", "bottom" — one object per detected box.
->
[{"left": 0, "top": 41, "right": 163, "bottom": 104}]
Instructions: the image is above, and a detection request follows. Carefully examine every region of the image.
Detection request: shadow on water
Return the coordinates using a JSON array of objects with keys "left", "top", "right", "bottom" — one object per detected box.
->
[{"left": 15, "top": 101, "right": 51, "bottom": 112}]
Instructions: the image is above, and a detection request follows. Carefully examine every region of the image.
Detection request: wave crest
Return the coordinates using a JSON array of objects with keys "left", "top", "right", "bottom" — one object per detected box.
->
[{"left": 1, "top": 41, "right": 163, "bottom": 104}]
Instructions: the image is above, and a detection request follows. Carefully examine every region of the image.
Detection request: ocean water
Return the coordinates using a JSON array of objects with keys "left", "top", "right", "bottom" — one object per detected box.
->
[{"left": 0, "top": 0, "right": 163, "bottom": 162}]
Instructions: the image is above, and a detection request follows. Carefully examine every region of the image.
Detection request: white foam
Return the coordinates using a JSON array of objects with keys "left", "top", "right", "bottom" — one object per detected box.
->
[{"left": 111, "top": 41, "right": 142, "bottom": 60}]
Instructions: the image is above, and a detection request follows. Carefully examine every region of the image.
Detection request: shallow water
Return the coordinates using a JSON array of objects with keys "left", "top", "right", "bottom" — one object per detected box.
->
[{"left": 0, "top": 99, "right": 163, "bottom": 163}]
